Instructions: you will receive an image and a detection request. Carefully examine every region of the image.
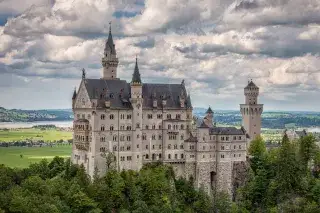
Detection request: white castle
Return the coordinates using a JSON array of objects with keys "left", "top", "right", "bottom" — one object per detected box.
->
[{"left": 71, "top": 26, "right": 263, "bottom": 194}]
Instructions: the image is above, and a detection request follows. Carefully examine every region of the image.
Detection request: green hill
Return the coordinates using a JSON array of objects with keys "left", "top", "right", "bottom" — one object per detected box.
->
[{"left": 0, "top": 107, "right": 73, "bottom": 122}]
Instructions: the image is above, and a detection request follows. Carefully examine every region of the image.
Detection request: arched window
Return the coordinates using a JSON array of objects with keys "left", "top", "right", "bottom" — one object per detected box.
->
[
  {"left": 180, "top": 134, "right": 184, "bottom": 140},
  {"left": 145, "top": 154, "right": 149, "bottom": 159},
  {"left": 152, "top": 124, "right": 156, "bottom": 129},
  {"left": 168, "top": 124, "right": 171, "bottom": 130},
  {"left": 110, "top": 114, "right": 114, "bottom": 119},
  {"left": 101, "top": 114, "right": 105, "bottom": 120},
  {"left": 110, "top": 125, "right": 114, "bottom": 131},
  {"left": 152, "top": 135, "right": 156, "bottom": 140},
  {"left": 168, "top": 144, "right": 171, "bottom": 149},
  {"left": 180, "top": 124, "right": 184, "bottom": 130},
  {"left": 145, "top": 125, "right": 149, "bottom": 129},
  {"left": 168, "top": 154, "right": 171, "bottom": 159},
  {"left": 152, "top": 154, "right": 156, "bottom": 160},
  {"left": 181, "top": 154, "right": 184, "bottom": 159},
  {"left": 101, "top": 125, "right": 105, "bottom": 131}
]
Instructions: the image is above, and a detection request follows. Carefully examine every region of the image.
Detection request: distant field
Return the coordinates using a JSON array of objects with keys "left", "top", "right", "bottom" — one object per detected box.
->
[
  {"left": 0, "top": 145, "right": 72, "bottom": 168},
  {"left": 0, "top": 128, "right": 72, "bottom": 142}
]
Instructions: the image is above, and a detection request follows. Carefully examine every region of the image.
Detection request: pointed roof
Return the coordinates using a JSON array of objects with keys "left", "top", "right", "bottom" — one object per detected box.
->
[
  {"left": 245, "top": 80, "right": 258, "bottom": 89},
  {"left": 105, "top": 22, "right": 116, "bottom": 55},
  {"left": 199, "top": 120, "right": 209, "bottom": 128},
  {"left": 82, "top": 68, "right": 86, "bottom": 79},
  {"left": 131, "top": 56, "right": 142, "bottom": 84},
  {"left": 72, "top": 87, "right": 77, "bottom": 99},
  {"left": 206, "top": 106, "right": 213, "bottom": 114}
]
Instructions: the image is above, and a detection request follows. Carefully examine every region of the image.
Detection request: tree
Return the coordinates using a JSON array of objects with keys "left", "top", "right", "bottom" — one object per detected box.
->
[
  {"left": 100, "top": 151, "right": 116, "bottom": 171},
  {"left": 299, "top": 134, "right": 317, "bottom": 171}
]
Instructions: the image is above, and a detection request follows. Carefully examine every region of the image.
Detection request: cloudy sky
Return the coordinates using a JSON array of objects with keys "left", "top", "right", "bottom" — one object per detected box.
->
[{"left": 0, "top": 0, "right": 320, "bottom": 111}]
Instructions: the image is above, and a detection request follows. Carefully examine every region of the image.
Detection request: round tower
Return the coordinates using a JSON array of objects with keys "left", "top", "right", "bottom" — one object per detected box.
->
[{"left": 240, "top": 80, "right": 263, "bottom": 142}]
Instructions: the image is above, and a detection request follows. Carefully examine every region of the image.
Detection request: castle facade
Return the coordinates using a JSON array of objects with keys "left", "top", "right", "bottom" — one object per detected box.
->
[{"left": 71, "top": 26, "right": 263, "bottom": 194}]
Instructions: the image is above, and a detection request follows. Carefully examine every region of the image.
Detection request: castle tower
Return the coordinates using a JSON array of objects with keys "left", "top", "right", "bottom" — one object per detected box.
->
[
  {"left": 130, "top": 57, "right": 143, "bottom": 170},
  {"left": 240, "top": 80, "right": 263, "bottom": 142},
  {"left": 72, "top": 87, "right": 77, "bottom": 109},
  {"left": 101, "top": 22, "right": 119, "bottom": 79}
]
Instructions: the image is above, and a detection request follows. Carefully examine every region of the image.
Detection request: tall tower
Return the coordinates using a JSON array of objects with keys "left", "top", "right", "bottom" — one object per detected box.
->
[
  {"left": 240, "top": 80, "right": 263, "bottom": 141},
  {"left": 101, "top": 23, "right": 119, "bottom": 79},
  {"left": 130, "top": 57, "right": 143, "bottom": 170}
]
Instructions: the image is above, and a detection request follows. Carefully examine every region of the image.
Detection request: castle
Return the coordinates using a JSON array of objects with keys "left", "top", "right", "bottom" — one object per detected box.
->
[{"left": 71, "top": 26, "right": 263, "bottom": 194}]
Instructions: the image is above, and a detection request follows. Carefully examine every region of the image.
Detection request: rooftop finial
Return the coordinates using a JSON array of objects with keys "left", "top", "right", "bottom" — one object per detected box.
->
[
  {"left": 109, "top": 21, "right": 111, "bottom": 33},
  {"left": 82, "top": 68, "right": 86, "bottom": 79}
]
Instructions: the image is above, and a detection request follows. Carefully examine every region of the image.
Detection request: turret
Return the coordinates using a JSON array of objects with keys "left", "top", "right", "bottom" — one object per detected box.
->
[
  {"left": 101, "top": 22, "right": 119, "bottom": 79},
  {"left": 130, "top": 56, "right": 143, "bottom": 170},
  {"left": 203, "top": 106, "right": 214, "bottom": 128},
  {"left": 244, "top": 79, "right": 259, "bottom": 105}
]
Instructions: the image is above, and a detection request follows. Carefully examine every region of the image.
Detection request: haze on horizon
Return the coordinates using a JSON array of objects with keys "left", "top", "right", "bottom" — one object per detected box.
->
[{"left": 1, "top": 0, "right": 320, "bottom": 111}]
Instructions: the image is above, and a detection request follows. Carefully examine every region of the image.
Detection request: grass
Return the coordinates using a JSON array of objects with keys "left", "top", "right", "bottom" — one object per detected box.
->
[
  {"left": 0, "top": 145, "right": 72, "bottom": 168},
  {"left": 0, "top": 128, "right": 72, "bottom": 142}
]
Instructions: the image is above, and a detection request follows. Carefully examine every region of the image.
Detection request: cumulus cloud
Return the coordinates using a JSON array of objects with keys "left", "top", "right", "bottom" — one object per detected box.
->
[{"left": 0, "top": 0, "right": 320, "bottom": 110}]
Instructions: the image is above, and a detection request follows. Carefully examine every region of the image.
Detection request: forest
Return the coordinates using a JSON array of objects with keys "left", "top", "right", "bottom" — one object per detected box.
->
[{"left": 0, "top": 133, "right": 320, "bottom": 212}]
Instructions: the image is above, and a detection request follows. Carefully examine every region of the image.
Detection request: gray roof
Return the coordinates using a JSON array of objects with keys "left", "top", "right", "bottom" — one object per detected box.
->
[
  {"left": 206, "top": 107, "right": 213, "bottom": 114},
  {"left": 142, "top": 83, "right": 191, "bottom": 109},
  {"left": 104, "top": 25, "right": 116, "bottom": 55},
  {"left": 245, "top": 80, "right": 258, "bottom": 89},
  {"left": 82, "top": 79, "right": 192, "bottom": 110},
  {"left": 72, "top": 88, "right": 77, "bottom": 99},
  {"left": 132, "top": 57, "right": 141, "bottom": 84},
  {"left": 209, "top": 127, "right": 246, "bottom": 135},
  {"left": 199, "top": 121, "right": 209, "bottom": 128}
]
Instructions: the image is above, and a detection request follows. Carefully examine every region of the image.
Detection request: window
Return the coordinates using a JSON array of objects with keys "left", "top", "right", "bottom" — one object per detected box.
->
[
  {"left": 180, "top": 135, "right": 184, "bottom": 140},
  {"left": 110, "top": 114, "right": 114, "bottom": 119},
  {"left": 113, "top": 146, "right": 117, "bottom": 151},
  {"left": 176, "top": 114, "right": 181, "bottom": 119},
  {"left": 234, "top": 145, "right": 236, "bottom": 149},
  {"left": 113, "top": 135, "right": 117, "bottom": 141},
  {"left": 168, "top": 144, "right": 171, "bottom": 149},
  {"left": 152, "top": 145, "right": 155, "bottom": 149},
  {"left": 190, "top": 155, "right": 195, "bottom": 158},
  {"left": 127, "top": 146, "right": 131, "bottom": 151},
  {"left": 110, "top": 125, "right": 114, "bottom": 131},
  {"left": 203, "top": 155, "right": 205, "bottom": 158},
  {"left": 145, "top": 154, "right": 149, "bottom": 159},
  {"left": 168, "top": 124, "right": 171, "bottom": 130},
  {"left": 174, "top": 145, "right": 177, "bottom": 149},
  {"left": 145, "top": 125, "right": 149, "bottom": 129},
  {"left": 167, "top": 114, "right": 171, "bottom": 119},
  {"left": 168, "top": 154, "right": 171, "bottom": 159},
  {"left": 203, "top": 146, "right": 205, "bottom": 150},
  {"left": 101, "top": 114, "right": 105, "bottom": 120},
  {"left": 137, "top": 134, "right": 140, "bottom": 139},
  {"left": 221, "top": 146, "right": 225, "bottom": 150},
  {"left": 157, "top": 114, "right": 162, "bottom": 119},
  {"left": 137, "top": 155, "right": 139, "bottom": 158},
  {"left": 127, "top": 114, "right": 132, "bottom": 119},
  {"left": 100, "top": 137, "right": 105, "bottom": 142},
  {"left": 148, "top": 114, "right": 152, "bottom": 119},
  {"left": 238, "top": 136, "right": 242, "bottom": 140},
  {"left": 127, "top": 136, "right": 131, "bottom": 141},
  {"left": 221, "top": 154, "right": 225, "bottom": 158},
  {"left": 159, "top": 154, "right": 162, "bottom": 159},
  {"left": 190, "top": 145, "right": 195, "bottom": 150},
  {"left": 137, "top": 144, "right": 139, "bottom": 148},
  {"left": 120, "top": 125, "right": 125, "bottom": 130},
  {"left": 159, "top": 145, "right": 162, "bottom": 149},
  {"left": 120, "top": 135, "right": 125, "bottom": 141},
  {"left": 152, "top": 135, "right": 156, "bottom": 140},
  {"left": 146, "top": 145, "right": 148, "bottom": 149},
  {"left": 234, "top": 154, "right": 236, "bottom": 157},
  {"left": 158, "top": 125, "right": 162, "bottom": 129},
  {"left": 175, "top": 154, "right": 178, "bottom": 159},
  {"left": 136, "top": 123, "right": 140, "bottom": 128},
  {"left": 239, "top": 145, "right": 242, "bottom": 149},
  {"left": 126, "top": 126, "right": 132, "bottom": 130},
  {"left": 152, "top": 125, "right": 155, "bottom": 129},
  {"left": 181, "top": 154, "right": 184, "bottom": 159},
  {"left": 180, "top": 124, "right": 184, "bottom": 130},
  {"left": 221, "top": 137, "right": 225, "bottom": 141},
  {"left": 180, "top": 144, "right": 184, "bottom": 149},
  {"left": 120, "top": 114, "right": 125, "bottom": 119},
  {"left": 101, "top": 125, "right": 105, "bottom": 131},
  {"left": 226, "top": 137, "right": 229, "bottom": 141},
  {"left": 233, "top": 136, "right": 237, "bottom": 140},
  {"left": 158, "top": 134, "right": 162, "bottom": 140},
  {"left": 142, "top": 135, "right": 146, "bottom": 140}
]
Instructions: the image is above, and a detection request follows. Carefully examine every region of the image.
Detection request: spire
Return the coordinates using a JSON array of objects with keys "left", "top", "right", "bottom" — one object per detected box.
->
[
  {"left": 82, "top": 68, "right": 86, "bottom": 79},
  {"left": 131, "top": 56, "right": 142, "bottom": 84},
  {"left": 105, "top": 21, "right": 116, "bottom": 55},
  {"left": 245, "top": 79, "right": 258, "bottom": 89},
  {"left": 72, "top": 87, "right": 77, "bottom": 99},
  {"left": 206, "top": 106, "right": 213, "bottom": 114}
]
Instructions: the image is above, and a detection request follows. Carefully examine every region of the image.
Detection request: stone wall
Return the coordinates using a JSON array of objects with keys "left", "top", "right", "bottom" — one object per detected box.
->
[
  {"left": 232, "top": 161, "right": 250, "bottom": 200},
  {"left": 196, "top": 162, "right": 217, "bottom": 194}
]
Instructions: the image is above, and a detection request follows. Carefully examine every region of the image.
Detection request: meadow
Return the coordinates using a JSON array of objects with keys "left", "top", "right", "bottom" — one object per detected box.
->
[
  {"left": 0, "top": 128, "right": 72, "bottom": 142},
  {"left": 0, "top": 145, "right": 72, "bottom": 168}
]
